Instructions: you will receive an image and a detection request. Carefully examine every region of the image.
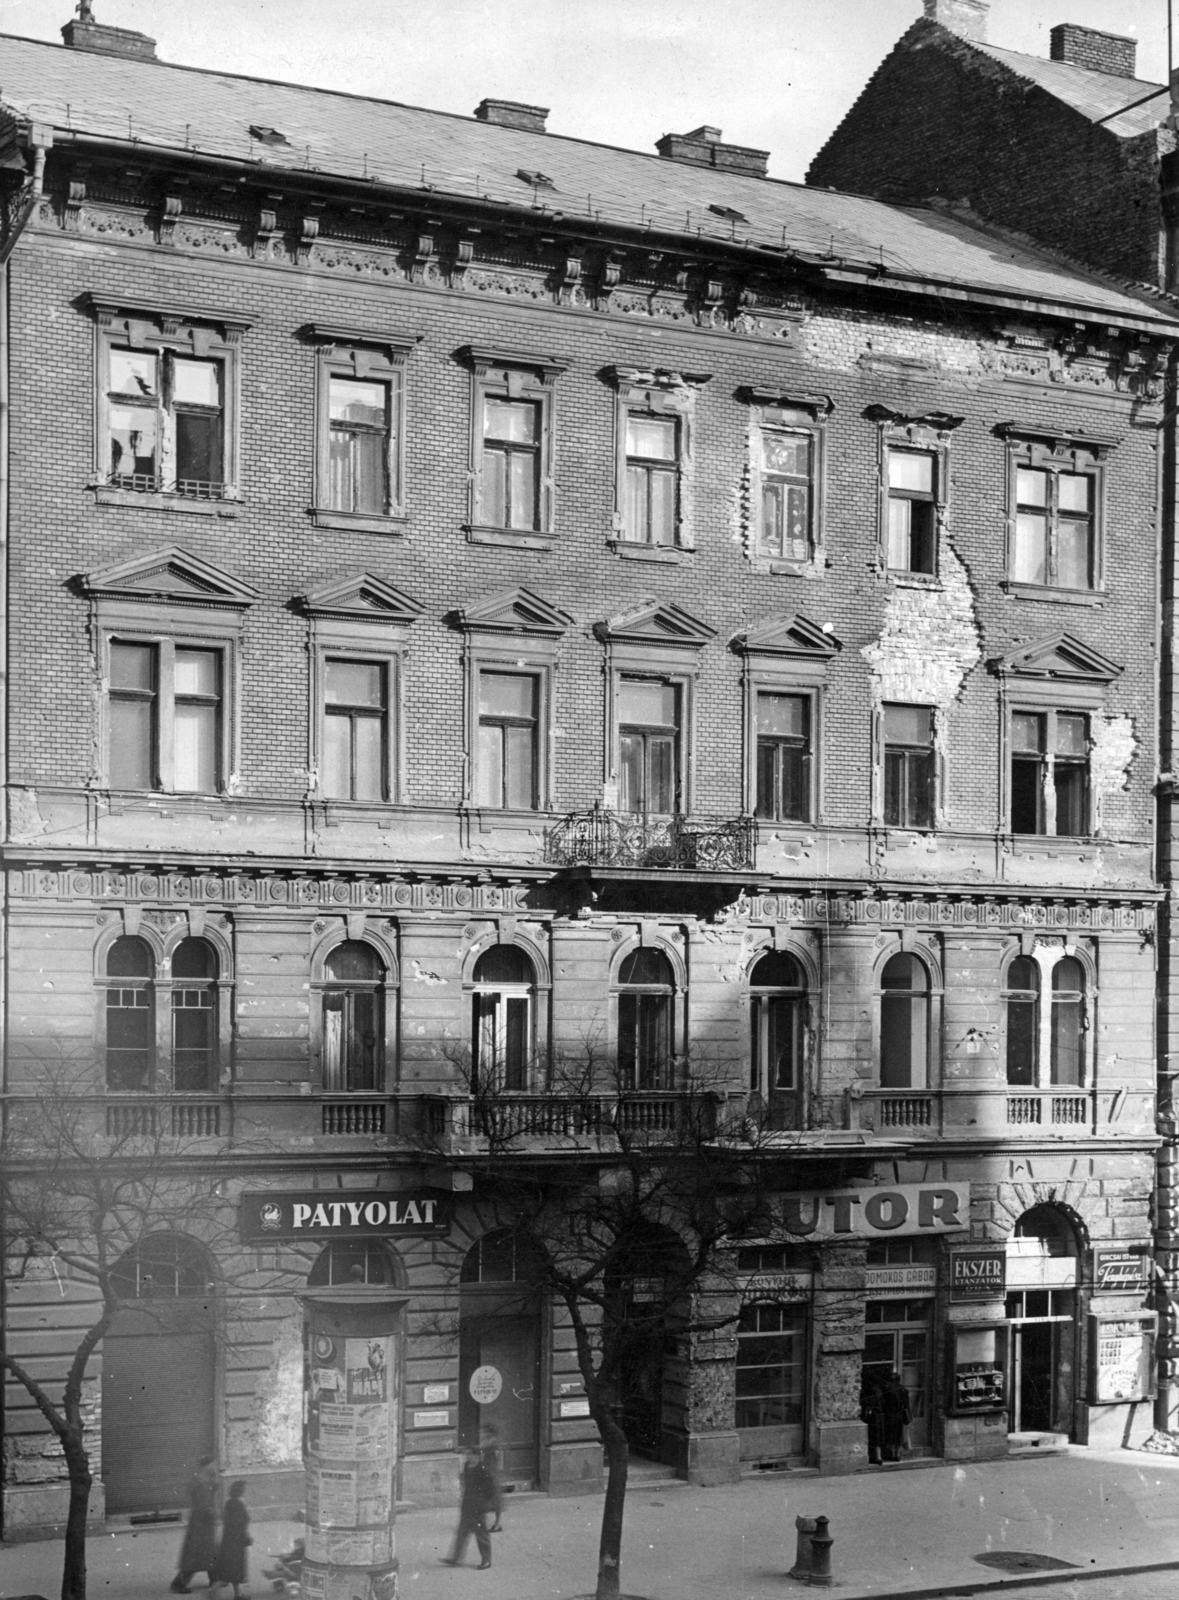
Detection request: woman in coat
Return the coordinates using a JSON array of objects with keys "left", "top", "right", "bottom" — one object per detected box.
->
[
  {"left": 171, "top": 1455, "right": 221, "bottom": 1593},
  {"left": 211, "top": 1479, "right": 252, "bottom": 1599}
]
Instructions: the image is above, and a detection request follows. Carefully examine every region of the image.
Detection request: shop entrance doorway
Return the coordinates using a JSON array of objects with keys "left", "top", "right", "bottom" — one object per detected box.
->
[
  {"left": 101, "top": 1235, "right": 216, "bottom": 1515},
  {"left": 459, "top": 1232, "right": 541, "bottom": 1485},
  {"left": 862, "top": 1298, "right": 933, "bottom": 1451},
  {"left": 1006, "top": 1205, "right": 1080, "bottom": 1437}
]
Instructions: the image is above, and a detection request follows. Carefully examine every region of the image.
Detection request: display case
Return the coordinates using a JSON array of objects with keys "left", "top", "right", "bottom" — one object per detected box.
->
[
  {"left": 1088, "top": 1312, "right": 1155, "bottom": 1404},
  {"left": 948, "top": 1322, "right": 1008, "bottom": 1414}
]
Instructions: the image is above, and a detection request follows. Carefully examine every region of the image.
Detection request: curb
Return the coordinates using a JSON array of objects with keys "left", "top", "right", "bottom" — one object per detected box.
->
[{"left": 832, "top": 1557, "right": 1179, "bottom": 1600}]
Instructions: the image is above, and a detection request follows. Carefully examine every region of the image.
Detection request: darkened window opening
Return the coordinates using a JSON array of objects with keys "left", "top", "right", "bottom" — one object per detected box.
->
[
  {"left": 749, "top": 951, "right": 805, "bottom": 1099},
  {"left": 1004, "top": 956, "right": 1039, "bottom": 1087},
  {"left": 879, "top": 952, "right": 931, "bottom": 1090},
  {"left": 1011, "top": 711, "right": 1088, "bottom": 837},
  {"left": 477, "top": 672, "right": 538, "bottom": 810},
  {"left": 106, "top": 935, "right": 155, "bottom": 1091},
  {"left": 624, "top": 413, "right": 679, "bottom": 546},
  {"left": 756, "top": 693, "right": 810, "bottom": 821},
  {"left": 759, "top": 430, "right": 812, "bottom": 561},
  {"left": 172, "top": 938, "right": 219, "bottom": 1093},
  {"left": 322, "top": 942, "right": 383, "bottom": 1092},
  {"left": 472, "top": 945, "right": 535, "bottom": 1093},
  {"left": 1013, "top": 463, "right": 1094, "bottom": 590},
  {"left": 323, "top": 659, "right": 387, "bottom": 802},
  {"left": 618, "top": 947, "right": 674, "bottom": 1090},
  {"left": 884, "top": 704, "right": 934, "bottom": 829},
  {"left": 619, "top": 677, "right": 680, "bottom": 815},
  {"left": 886, "top": 449, "right": 936, "bottom": 575}
]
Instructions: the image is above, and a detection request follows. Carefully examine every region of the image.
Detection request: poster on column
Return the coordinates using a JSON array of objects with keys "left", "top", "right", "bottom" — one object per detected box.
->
[
  {"left": 304, "top": 1526, "right": 394, "bottom": 1567},
  {"left": 317, "top": 1403, "right": 391, "bottom": 1460},
  {"left": 308, "top": 1461, "right": 393, "bottom": 1528},
  {"left": 301, "top": 1562, "right": 400, "bottom": 1600},
  {"left": 308, "top": 1334, "right": 397, "bottom": 1461}
]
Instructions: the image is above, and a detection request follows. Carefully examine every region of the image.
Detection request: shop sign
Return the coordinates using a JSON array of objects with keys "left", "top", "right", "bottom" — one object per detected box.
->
[
  {"left": 775, "top": 1183, "right": 969, "bottom": 1239},
  {"left": 1094, "top": 1249, "right": 1148, "bottom": 1294},
  {"left": 240, "top": 1188, "right": 452, "bottom": 1240},
  {"left": 1091, "top": 1313, "right": 1155, "bottom": 1404},
  {"left": 866, "top": 1265, "right": 937, "bottom": 1294},
  {"left": 950, "top": 1249, "right": 1006, "bottom": 1301},
  {"left": 741, "top": 1271, "right": 813, "bottom": 1300}
]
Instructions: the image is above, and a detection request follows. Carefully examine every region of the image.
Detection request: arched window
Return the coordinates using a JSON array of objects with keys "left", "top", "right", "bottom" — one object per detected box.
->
[
  {"left": 308, "top": 1239, "right": 400, "bottom": 1287},
  {"left": 323, "top": 942, "right": 383, "bottom": 1092},
  {"left": 618, "top": 948, "right": 674, "bottom": 1090},
  {"left": 111, "top": 1233, "right": 213, "bottom": 1299},
  {"left": 749, "top": 951, "right": 805, "bottom": 1102},
  {"left": 106, "top": 936, "right": 155, "bottom": 1091},
  {"left": 1050, "top": 957, "right": 1085, "bottom": 1086},
  {"left": 1004, "top": 956, "right": 1039, "bottom": 1087},
  {"left": 472, "top": 946, "right": 534, "bottom": 1092},
  {"left": 879, "top": 953, "right": 931, "bottom": 1090},
  {"left": 460, "top": 1229, "right": 542, "bottom": 1284},
  {"left": 172, "top": 938, "right": 218, "bottom": 1092}
]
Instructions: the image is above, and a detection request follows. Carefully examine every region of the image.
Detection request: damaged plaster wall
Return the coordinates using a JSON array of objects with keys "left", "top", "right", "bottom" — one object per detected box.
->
[{"left": 1090, "top": 713, "right": 1137, "bottom": 834}]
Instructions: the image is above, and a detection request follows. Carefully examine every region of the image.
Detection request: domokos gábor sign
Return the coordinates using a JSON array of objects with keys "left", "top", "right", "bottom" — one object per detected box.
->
[
  {"left": 241, "top": 1189, "right": 452, "bottom": 1241},
  {"left": 774, "top": 1183, "right": 969, "bottom": 1239}
]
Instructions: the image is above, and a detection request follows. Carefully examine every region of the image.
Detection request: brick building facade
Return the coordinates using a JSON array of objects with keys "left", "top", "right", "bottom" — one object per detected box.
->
[{"left": 2, "top": 7, "right": 1177, "bottom": 1537}]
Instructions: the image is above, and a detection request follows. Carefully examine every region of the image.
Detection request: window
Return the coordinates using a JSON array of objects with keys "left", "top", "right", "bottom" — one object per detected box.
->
[
  {"left": 735, "top": 1303, "right": 806, "bottom": 1429},
  {"left": 883, "top": 705, "right": 935, "bottom": 829},
  {"left": 618, "top": 948, "right": 675, "bottom": 1089},
  {"left": 111, "top": 1234, "right": 213, "bottom": 1299},
  {"left": 463, "top": 346, "right": 563, "bottom": 546},
  {"left": 879, "top": 953, "right": 931, "bottom": 1090},
  {"left": 172, "top": 938, "right": 218, "bottom": 1092},
  {"left": 108, "top": 640, "right": 222, "bottom": 793},
  {"left": 749, "top": 952, "right": 806, "bottom": 1107},
  {"left": 480, "top": 398, "right": 541, "bottom": 530},
  {"left": 619, "top": 678, "right": 680, "bottom": 815},
  {"left": 625, "top": 415, "right": 679, "bottom": 546},
  {"left": 1005, "top": 956, "right": 1039, "bottom": 1087},
  {"left": 758, "top": 429, "right": 813, "bottom": 561},
  {"left": 1050, "top": 957, "right": 1085, "bottom": 1087},
  {"left": 756, "top": 693, "right": 811, "bottom": 822},
  {"left": 308, "top": 1240, "right": 399, "bottom": 1287},
  {"left": 322, "top": 942, "right": 383, "bottom": 1092},
  {"left": 477, "top": 672, "right": 538, "bottom": 810},
  {"left": 1008, "top": 441, "right": 1102, "bottom": 592},
  {"left": 323, "top": 659, "right": 387, "bottom": 802},
  {"left": 886, "top": 449, "right": 937, "bottom": 575},
  {"left": 106, "top": 348, "right": 225, "bottom": 497},
  {"left": 472, "top": 946, "right": 535, "bottom": 1092},
  {"left": 105, "top": 936, "right": 155, "bottom": 1091},
  {"left": 1010, "top": 711, "right": 1089, "bottom": 837},
  {"left": 328, "top": 377, "right": 392, "bottom": 514}
]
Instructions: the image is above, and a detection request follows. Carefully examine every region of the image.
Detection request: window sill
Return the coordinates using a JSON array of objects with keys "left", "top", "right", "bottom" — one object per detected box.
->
[
  {"left": 92, "top": 485, "right": 242, "bottom": 518},
  {"left": 608, "top": 539, "right": 692, "bottom": 564},
  {"left": 764, "top": 555, "right": 821, "bottom": 578},
  {"left": 465, "top": 805, "right": 555, "bottom": 833},
  {"left": 1003, "top": 582, "right": 1105, "bottom": 607},
  {"left": 311, "top": 507, "right": 407, "bottom": 535},
  {"left": 465, "top": 523, "right": 553, "bottom": 550},
  {"left": 886, "top": 570, "right": 941, "bottom": 591}
]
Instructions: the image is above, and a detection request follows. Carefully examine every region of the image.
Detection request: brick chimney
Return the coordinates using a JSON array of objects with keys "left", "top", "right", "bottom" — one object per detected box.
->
[
  {"left": 1049, "top": 24, "right": 1137, "bottom": 78},
  {"left": 655, "top": 126, "right": 769, "bottom": 179},
  {"left": 922, "top": 0, "right": 988, "bottom": 42},
  {"left": 474, "top": 99, "right": 549, "bottom": 134},
  {"left": 61, "top": 2, "right": 157, "bottom": 60}
]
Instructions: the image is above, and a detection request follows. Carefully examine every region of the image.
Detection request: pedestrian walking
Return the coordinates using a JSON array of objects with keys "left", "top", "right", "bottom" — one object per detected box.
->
[
  {"left": 170, "top": 1454, "right": 221, "bottom": 1593},
  {"left": 442, "top": 1448, "right": 503, "bottom": 1569},
  {"left": 860, "top": 1370, "right": 884, "bottom": 1465},
  {"left": 210, "top": 1479, "right": 252, "bottom": 1599},
  {"left": 879, "top": 1369, "right": 912, "bottom": 1463}
]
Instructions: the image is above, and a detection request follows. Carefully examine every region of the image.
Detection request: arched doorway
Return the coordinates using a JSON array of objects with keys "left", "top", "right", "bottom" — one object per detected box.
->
[
  {"left": 459, "top": 1232, "right": 542, "bottom": 1485},
  {"left": 1007, "top": 1205, "right": 1080, "bottom": 1435},
  {"left": 102, "top": 1234, "right": 216, "bottom": 1514}
]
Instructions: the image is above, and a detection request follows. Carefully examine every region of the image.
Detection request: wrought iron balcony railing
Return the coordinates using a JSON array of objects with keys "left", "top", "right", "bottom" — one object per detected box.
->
[
  {"left": 545, "top": 807, "right": 755, "bottom": 871},
  {"left": 417, "top": 1091, "right": 720, "bottom": 1145}
]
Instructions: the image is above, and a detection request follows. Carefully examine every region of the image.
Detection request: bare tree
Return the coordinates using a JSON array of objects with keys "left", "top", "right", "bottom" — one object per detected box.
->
[
  {"left": 0, "top": 1060, "right": 238, "bottom": 1600},
  {"left": 435, "top": 1040, "right": 800, "bottom": 1600}
]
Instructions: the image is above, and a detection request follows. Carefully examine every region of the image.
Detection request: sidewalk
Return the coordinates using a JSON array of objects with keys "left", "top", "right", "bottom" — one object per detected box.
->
[{"left": 4, "top": 1446, "right": 1179, "bottom": 1599}]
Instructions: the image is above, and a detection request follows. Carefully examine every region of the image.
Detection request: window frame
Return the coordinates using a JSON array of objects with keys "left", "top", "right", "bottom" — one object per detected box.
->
[
  {"left": 1000, "top": 427, "right": 1111, "bottom": 598},
  {"left": 87, "top": 295, "right": 248, "bottom": 511},
  {"left": 310, "top": 929, "right": 399, "bottom": 1094},
  {"left": 616, "top": 673, "right": 683, "bottom": 817},
  {"left": 611, "top": 934, "right": 686, "bottom": 1090},
  {"left": 607, "top": 366, "right": 710, "bottom": 561},
  {"left": 1001, "top": 942, "right": 1093, "bottom": 1090},
  {"left": 311, "top": 640, "right": 400, "bottom": 807},
  {"left": 471, "top": 946, "right": 537, "bottom": 1093},
  {"left": 877, "top": 703, "right": 939, "bottom": 831},
  {"left": 873, "top": 942, "right": 943, "bottom": 1091},
  {"left": 461, "top": 345, "right": 566, "bottom": 549},
  {"left": 869, "top": 407, "right": 960, "bottom": 584},
  {"left": 1008, "top": 707, "right": 1091, "bottom": 838},
  {"left": 742, "top": 389, "right": 831, "bottom": 575},
  {"left": 306, "top": 324, "right": 416, "bottom": 534},
  {"left": 101, "top": 631, "right": 235, "bottom": 795},
  {"left": 747, "top": 943, "right": 813, "bottom": 1125},
  {"left": 474, "top": 667, "right": 542, "bottom": 812}
]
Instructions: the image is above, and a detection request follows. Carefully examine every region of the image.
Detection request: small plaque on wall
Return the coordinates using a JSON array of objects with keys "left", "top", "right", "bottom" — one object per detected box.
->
[
  {"left": 559, "top": 1398, "right": 591, "bottom": 1418},
  {"left": 412, "top": 1411, "right": 451, "bottom": 1429},
  {"left": 422, "top": 1385, "right": 450, "bottom": 1404}
]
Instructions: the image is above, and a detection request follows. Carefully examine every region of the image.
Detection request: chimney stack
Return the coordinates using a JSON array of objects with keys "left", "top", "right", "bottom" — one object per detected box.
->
[
  {"left": 474, "top": 99, "right": 549, "bottom": 134},
  {"left": 655, "top": 126, "right": 770, "bottom": 179},
  {"left": 1049, "top": 24, "right": 1137, "bottom": 79},
  {"left": 61, "top": 2, "right": 157, "bottom": 61},
  {"left": 922, "top": 0, "right": 988, "bottom": 42}
]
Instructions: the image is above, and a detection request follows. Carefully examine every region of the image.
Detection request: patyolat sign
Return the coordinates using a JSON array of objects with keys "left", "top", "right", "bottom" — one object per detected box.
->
[
  {"left": 773, "top": 1183, "right": 969, "bottom": 1239},
  {"left": 241, "top": 1189, "right": 452, "bottom": 1241}
]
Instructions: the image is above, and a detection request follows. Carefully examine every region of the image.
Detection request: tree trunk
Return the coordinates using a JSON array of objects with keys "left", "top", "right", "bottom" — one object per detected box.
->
[
  {"left": 60, "top": 1431, "right": 92, "bottom": 1600},
  {"left": 596, "top": 1411, "right": 630, "bottom": 1600}
]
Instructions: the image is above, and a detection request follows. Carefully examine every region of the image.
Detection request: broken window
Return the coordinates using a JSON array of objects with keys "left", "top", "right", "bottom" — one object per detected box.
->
[
  {"left": 619, "top": 676, "right": 680, "bottom": 815},
  {"left": 108, "top": 639, "right": 222, "bottom": 794},
  {"left": 321, "top": 941, "right": 383, "bottom": 1092},
  {"left": 105, "top": 346, "right": 227, "bottom": 497},
  {"left": 1010, "top": 710, "right": 1089, "bottom": 837},
  {"left": 755, "top": 692, "right": 811, "bottom": 822},
  {"left": 476, "top": 670, "right": 538, "bottom": 809},
  {"left": 1011, "top": 455, "right": 1097, "bottom": 591},
  {"left": 758, "top": 428, "right": 813, "bottom": 561},
  {"left": 624, "top": 413, "right": 679, "bottom": 546},
  {"left": 472, "top": 945, "right": 534, "bottom": 1093},
  {"left": 879, "top": 952, "right": 931, "bottom": 1090},
  {"left": 886, "top": 448, "right": 937, "bottom": 575},
  {"left": 322, "top": 658, "right": 387, "bottom": 802},
  {"left": 617, "top": 947, "right": 675, "bottom": 1089},
  {"left": 883, "top": 704, "right": 935, "bottom": 829}
]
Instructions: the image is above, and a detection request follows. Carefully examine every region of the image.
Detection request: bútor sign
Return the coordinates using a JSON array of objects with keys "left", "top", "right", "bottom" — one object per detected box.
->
[
  {"left": 241, "top": 1188, "right": 452, "bottom": 1240},
  {"left": 774, "top": 1182, "right": 969, "bottom": 1239}
]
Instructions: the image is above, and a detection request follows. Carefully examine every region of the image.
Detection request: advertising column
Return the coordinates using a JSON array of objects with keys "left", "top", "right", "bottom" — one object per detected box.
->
[{"left": 302, "top": 1289, "right": 408, "bottom": 1600}]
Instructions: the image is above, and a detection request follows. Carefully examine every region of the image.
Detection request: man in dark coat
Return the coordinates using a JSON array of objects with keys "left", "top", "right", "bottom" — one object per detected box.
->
[
  {"left": 879, "top": 1369, "right": 912, "bottom": 1463},
  {"left": 860, "top": 1370, "right": 884, "bottom": 1465},
  {"left": 210, "top": 1478, "right": 251, "bottom": 1599},
  {"left": 170, "top": 1455, "right": 221, "bottom": 1593},
  {"left": 442, "top": 1449, "right": 503, "bottom": 1569}
]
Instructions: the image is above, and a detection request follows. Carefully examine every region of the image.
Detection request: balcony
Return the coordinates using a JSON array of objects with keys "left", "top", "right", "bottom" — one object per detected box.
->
[
  {"left": 416, "top": 1090, "right": 721, "bottom": 1148},
  {"left": 851, "top": 1087, "right": 1153, "bottom": 1140},
  {"left": 544, "top": 808, "right": 755, "bottom": 871},
  {"left": 104, "top": 1098, "right": 224, "bottom": 1139}
]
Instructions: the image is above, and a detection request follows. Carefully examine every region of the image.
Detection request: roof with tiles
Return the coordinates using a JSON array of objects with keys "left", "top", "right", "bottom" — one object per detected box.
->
[
  {"left": 1, "top": 29, "right": 1176, "bottom": 329},
  {"left": 970, "top": 39, "right": 1167, "bottom": 139}
]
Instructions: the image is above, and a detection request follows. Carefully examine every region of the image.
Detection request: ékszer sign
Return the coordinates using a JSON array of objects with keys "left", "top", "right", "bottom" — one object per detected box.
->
[{"left": 240, "top": 1189, "right": 452, "bottom": 1241}]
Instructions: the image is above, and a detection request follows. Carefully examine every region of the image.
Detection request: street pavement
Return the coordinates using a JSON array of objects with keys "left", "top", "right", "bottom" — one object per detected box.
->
[{"left": 3, "top": 1445, "right": 1179, "bottom": 1599}]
